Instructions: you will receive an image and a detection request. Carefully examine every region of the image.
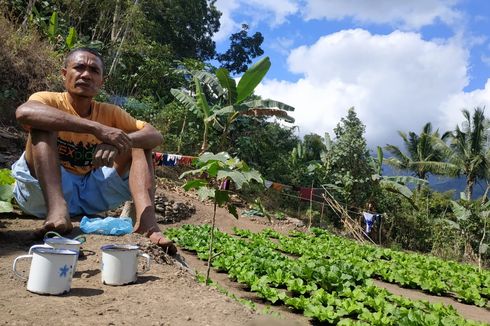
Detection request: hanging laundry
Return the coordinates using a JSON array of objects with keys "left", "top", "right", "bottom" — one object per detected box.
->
[
  {"left": 363, "top": 212, "right": 381, "bottom": 233},
  {"left": 177, "top": 155, "right": 194, "bottom": 166},
  {"left": 299, "top": 187, "right": 314, "bottom": 201},
  {"left": 163, "top": 154, "right": 182, "bottom": 166},
  {"left": 363, "top": 212, "right": 375, "bottom": 233},
  {"left": 264, "top": 180, "right": 273, "bottom": 188},
  {"left": 271, "top": 182, "right": 284, "bottom": 192},
  {"left": 153, "top": 152, "right": 164, "bottom": 167}
]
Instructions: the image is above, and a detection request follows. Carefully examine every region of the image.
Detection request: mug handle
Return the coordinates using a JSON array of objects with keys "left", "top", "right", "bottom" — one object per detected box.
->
[
  {"left": 44, "top": 231, "right": 86, "bottom": 244},
  {"left": 73, "top": 235, "right": 87, "bottom": 244},
  {"left": 137, "top": 252, "right": 151, "bottom": 274},
  {"left": 28, "top": 244, "right": 51, "bottom": 254},
  {"left": 12, "top": 255, "right": 32, "bottom": 281},
  {"left": 43, "top": 231, "right": 62, "bottom": 240}
]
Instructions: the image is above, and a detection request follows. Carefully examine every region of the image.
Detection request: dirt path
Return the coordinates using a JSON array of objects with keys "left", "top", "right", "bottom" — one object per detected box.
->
[
  {"left": 1, "top": 184, "right": 490, "bottom": 325},
  {"left": 0, "top": 219, "right": 258, "bottom": 326}
]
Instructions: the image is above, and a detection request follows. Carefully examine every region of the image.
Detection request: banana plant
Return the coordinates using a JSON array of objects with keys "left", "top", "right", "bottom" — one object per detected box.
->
[
  {"left": 208, "top": 57, "right": 295, "bottom": 149},
  {"left": 171, "top": 75, "right": 215, "bottom": 153},
  {"left": 171, "top": 56, "right": 295, "bottom": 152}
]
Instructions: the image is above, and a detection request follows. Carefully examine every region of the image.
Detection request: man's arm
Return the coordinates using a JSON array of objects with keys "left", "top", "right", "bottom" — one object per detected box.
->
[
  {"left": 92, "top": 124, "right": 162, "bottom": 168},
  {"left": 16, "top": 100, "right": 132, "bottom": 152},
  {"left": 128, "top": 123, "right": 163, "bottom": 149}
]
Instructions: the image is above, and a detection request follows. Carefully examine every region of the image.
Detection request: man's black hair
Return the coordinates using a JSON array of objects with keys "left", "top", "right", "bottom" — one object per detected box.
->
[{"left": 63, "top": 47, "right": 104, "bottom": 70}]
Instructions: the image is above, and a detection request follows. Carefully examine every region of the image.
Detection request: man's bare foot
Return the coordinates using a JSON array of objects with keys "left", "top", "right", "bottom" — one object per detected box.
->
[
  {"left": 134, "top": 226, "right": 177, "bottom": 256},
  {"left": 34, "top": 216, "right": 73, "bottom": 239}
]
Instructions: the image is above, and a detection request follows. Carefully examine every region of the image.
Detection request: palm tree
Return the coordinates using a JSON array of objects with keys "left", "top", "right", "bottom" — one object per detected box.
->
[
  {"left": 385, "top": 122, "right": 449, "bottom": 182},
  {"left": 444, "top": 107, "right": 489, "bottom": 199}
]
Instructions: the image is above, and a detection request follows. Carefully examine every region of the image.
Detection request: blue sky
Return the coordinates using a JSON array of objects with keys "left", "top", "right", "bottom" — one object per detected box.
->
[{"left": 213, "top": 0, "right": 490, "bottom": 148}]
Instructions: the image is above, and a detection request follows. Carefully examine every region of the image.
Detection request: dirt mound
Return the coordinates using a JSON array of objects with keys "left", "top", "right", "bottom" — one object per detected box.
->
[{"left": 154, "top": 194, "right": 196, "bottom": 224}]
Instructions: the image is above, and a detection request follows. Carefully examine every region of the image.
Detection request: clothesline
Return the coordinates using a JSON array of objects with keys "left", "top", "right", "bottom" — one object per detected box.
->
[
  {"left": 152, "top": 152, "right": 195, "bottom": 167},
  {"left": 152, "top": 152, "right": 377, "bottom": 213}
]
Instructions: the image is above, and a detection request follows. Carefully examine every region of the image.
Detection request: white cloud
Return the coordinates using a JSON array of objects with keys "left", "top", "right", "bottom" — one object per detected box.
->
[
  {"left": 270, "top": 37, "right": 295, "bottom": 56},
  {"left": 214, "top": 0, "right": 241, "bottom": 42},
  {"left": 439, "top": 79, "right": 490, "bottom": 132},
  {"left": 214, "top": 0, "right": 298, "bottom": 42},
  {"left": 255, "top": 29, "right": 472, "bottom": 147},
  {"left": 244, "top": 0, "right": 299, "bottom": 26},
  {"left": 302, "top": 0, "right": 462, "bottom": 30}
]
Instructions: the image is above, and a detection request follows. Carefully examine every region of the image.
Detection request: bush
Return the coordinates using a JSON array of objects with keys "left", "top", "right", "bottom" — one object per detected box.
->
[{"left": 0, "top": 15, "right": 61, "bottom": 125}]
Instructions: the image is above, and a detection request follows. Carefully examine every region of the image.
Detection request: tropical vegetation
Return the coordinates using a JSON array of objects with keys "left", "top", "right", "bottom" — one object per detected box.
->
[{"left": 2, "top": 1, "right": 490, "bottom": 323}]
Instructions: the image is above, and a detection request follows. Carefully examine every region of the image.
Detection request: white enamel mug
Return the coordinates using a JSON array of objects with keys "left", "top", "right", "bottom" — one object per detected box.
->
[
  {"left": 13, "top": 247, "right": 78, "bottom": 295},
  {"left": 100, "top": 244, "right": 151, "bottom": 286},
  {"left": 29, "top": 237, "right": 83, "bottom": 254},
  {"left": 29, "top": 232, "right": 85, "bottom": 272}
]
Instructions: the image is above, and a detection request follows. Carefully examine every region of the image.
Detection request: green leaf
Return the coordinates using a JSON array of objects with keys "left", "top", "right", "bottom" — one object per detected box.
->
[
  {"left": 204, "top": 161, "right": 221, "bottom": 177},
  {"left": 241, "top": 170, "right": 263, "bottom": 184},
  {"left": 48, "top": 11, "right": 58, "bottom": 40},
  {"left": 227, "top": 204, "right": 238, "bottom": 219},
  {"left": 450, "top": 201, "right": 471, "bottom": 221},
  {"left": 0, "top": 184, "right": 14, "bottom": 202},
  {"left": 194, "top": 76, "right": 211, "bottom": 118},
  {"left": 199, "top": 152, "right": 231, "bottom": 164},
  {"left": 0, "top": 169, "right": 14, "bottom": 186},
  {"left": 217, "top": 170, "right": 246, "bottom": 189},
  {"left": 0, "top": 201, "right": 13, "bottom": 213},
  {"left": 197, "top": 187, "right": 215, "bottom": 201},
  {"left": 236, "top": 56, "right": 271, "bottom": 104},
  {"left": 379, "top": 179, "right": 413, "bottom": 198},
  {"left": 194, "top": 70, "right": 224, "bottom": 97},
  {"left": 171, "top": 89, "right": 198, "bottom": 114},
  {"left": 236, "top": 99, "right": 295, "bottom": 123},
  {"left": 206, "top": 105, "right": 235, "bottom": 121},
  {"left": 215, "top": 68, "right": 237, "bottom": 104},
  {"left": 215, "top": 190, "right": 229, "bottom": 206},
  {"left": 65, "top": 27, "right": 77, "bottom": 49},
  {"left": 182, "top": 179, "right": 208, "bottom": 191}
]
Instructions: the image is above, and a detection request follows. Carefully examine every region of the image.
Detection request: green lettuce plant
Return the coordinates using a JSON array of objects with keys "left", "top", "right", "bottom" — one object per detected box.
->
[{"left": 0, "top": 169, "right": 15, "bottom": 213}]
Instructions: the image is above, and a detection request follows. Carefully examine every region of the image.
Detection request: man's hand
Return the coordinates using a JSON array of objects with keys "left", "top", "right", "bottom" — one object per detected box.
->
[
  {"left": 94, "top": 126, "right": 132, "bottom": 153},
  {"left": 92, "top": 143, "right": 118, "bottom": 168}
]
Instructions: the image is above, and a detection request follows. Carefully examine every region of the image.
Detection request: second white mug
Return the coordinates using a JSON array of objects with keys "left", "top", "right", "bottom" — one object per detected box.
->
[{"left": 100, "top": 244, "right": 151, "bottom": 286}]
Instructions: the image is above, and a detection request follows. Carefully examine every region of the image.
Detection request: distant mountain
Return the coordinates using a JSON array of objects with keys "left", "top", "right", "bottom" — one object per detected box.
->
[{"left": 381, "top": 164, "right": 488, "bottom": 199}]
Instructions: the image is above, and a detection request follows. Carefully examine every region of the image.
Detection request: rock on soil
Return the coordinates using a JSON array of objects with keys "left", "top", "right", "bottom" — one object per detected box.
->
[{"left": 154, "top": 194, "right": 196, "bottom": 224}]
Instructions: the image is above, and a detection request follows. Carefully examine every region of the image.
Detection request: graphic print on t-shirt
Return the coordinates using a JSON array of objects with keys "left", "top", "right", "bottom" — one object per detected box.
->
[{"left": 57, "top": 138, "right": 96, "bottom": 169}]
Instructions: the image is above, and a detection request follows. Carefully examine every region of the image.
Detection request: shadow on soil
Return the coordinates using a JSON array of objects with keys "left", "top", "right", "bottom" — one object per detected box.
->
[{"left": 68, "top": 287, "right": 104, "bottom": 297}]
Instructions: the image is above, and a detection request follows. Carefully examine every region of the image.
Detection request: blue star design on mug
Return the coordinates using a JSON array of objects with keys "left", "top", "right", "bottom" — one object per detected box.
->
[{"left": 59, "top": 264, "right": 70, "bottom": 278}]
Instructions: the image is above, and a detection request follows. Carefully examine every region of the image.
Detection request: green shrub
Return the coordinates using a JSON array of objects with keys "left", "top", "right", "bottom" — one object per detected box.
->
[{"left": 0, "top": 15, "right": 61, "bottom": 125}]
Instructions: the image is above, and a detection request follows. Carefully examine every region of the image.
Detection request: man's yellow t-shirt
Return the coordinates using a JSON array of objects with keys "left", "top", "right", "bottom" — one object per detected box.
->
[{"left": 28, "top": 91, "right": 146, "bottom": 175}]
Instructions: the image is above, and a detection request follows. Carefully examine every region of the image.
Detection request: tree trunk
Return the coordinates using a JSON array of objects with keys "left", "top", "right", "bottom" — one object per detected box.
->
[
  {"left": 111, "top": 0, "right": 121, "bottom": 42},
  {"left": 466, "top": 175, "right": 475, "bottom": 200},
  {"left": 206, "top": 201, "right": 217, "bottom": 285},
  {"left": 20, "top": 0, "right": 37, "bottom": 28},
  {"left": 177, "top": 112, "right": 187, "bottom": 154},
  {"left": 108, "top": 0, "right": 139, "bottom": 77},
  {"left": 200, "top": 121, "right": 209, "bottom": 154}
]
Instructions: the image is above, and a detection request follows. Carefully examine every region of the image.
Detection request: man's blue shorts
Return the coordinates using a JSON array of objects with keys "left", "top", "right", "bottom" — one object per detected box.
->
[{"left": 11, "top": 152, "right": 132, "bottom": 218}]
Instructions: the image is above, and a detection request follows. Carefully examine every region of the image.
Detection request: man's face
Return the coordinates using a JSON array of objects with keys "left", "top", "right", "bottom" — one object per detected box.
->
[{"left": 62, "top": 51, "right": 104, "bottom": 98}]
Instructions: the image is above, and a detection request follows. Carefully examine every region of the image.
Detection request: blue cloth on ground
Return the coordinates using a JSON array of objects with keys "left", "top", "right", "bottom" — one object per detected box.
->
[{"left": 80, "top": 216, "right": 133, "bottom": 235}]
